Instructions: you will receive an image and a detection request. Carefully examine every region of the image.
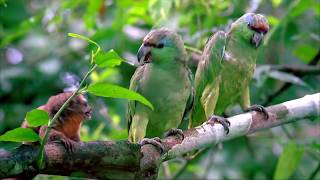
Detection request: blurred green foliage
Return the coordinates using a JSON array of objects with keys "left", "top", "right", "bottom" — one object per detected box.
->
[{"left": 0, "top": 0, "right": 319, "bottom": 179}]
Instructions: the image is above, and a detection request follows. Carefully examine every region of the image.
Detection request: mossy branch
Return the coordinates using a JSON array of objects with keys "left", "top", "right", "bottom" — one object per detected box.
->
[{"left": 0, "top": 93, "right": 318, "bottom": 179}]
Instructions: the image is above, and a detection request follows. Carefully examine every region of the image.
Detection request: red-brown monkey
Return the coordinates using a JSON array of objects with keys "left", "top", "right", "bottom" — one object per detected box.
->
[{"left": 21, "top": 92, "right": 92, "bottom": 151}]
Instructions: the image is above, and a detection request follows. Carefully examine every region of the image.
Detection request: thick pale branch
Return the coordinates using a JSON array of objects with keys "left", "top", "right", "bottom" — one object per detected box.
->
[
  {"left": 0, "top": 93, "right": 319, "bottom": 179},
  {"left": 162, "top": 93, "right": 319, "bottom": 160}
]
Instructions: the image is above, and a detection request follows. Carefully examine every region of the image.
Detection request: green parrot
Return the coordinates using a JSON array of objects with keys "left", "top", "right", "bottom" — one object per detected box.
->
[
  {"left": 128, "top": 28, "right": 193, "bottom": 144},
  {"left": 190, "top": 13, "right": 270, "bottom": 131}
]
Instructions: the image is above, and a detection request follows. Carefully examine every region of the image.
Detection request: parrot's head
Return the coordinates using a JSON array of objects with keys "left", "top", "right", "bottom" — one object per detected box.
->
[
  {"left": 229, "top": 13, "right": 269, "bottom": 48},
  {"left": 137, "top": 28, "right": 186, "bottom": 65}
]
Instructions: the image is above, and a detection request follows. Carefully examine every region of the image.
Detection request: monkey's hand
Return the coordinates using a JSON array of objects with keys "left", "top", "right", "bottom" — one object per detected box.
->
[{"left": 40, "top": 126, "right": 77, "bottom": 153}]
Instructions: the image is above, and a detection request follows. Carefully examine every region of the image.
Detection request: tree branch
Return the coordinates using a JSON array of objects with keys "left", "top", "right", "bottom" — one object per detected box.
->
[
  {"left": 270, "top": 64, "right": 320, "bottom": 74},
  {"left": 263, "top": 50, "right": 320, "bottom": 106},
  {"left": 0, "top": 93, "right": 319, "bottom": 179}
]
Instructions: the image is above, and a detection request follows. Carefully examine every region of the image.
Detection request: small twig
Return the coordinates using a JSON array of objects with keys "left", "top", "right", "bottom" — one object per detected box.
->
[
  {"left": 37, "top": 64, "right": 98, "bottom": 168},
  {"left": 281, "top": 125, "right": 294, "bottom": 139},
  {"left": 173, "top": 147, "right": 211, "bottom": 179},
  {"left": 184, "top": 45, "right": 202, "bottom": 54},
  {"left": 162, "top": 161, "right": 172, "bottom": 179},
  {"left": 202, "top": 147, "right": 215, "bottom": 178},
  {"left": 271, "top": 64, "right": 320, "bottom": 74},
  {"left": 263, "top": 50, "right": 320, "bottom": 106},
  {"left": 309, "top": 162, "right": 320, "bottom": 180}
]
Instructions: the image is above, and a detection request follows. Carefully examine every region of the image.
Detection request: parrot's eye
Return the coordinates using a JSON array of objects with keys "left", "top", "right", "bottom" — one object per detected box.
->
[
  {"left": 144, "top": 42, "right": 164, "bottom": 48},
  {"left": 155, "top": 43, "right": 164, "bottom": 49}
]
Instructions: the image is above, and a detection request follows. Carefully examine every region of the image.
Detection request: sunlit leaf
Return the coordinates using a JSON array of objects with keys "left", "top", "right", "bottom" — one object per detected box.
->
[
  {"left": 267, "top": 16, "right": 279, "bottom": 26},
  {"left": 95, "top": 49, "right": 123, "bottom": 68},
  {"left": 87, "top": 83, "right": 154, "bottom": 110},
  {"left": 26, "top": 109, "right": 49, "bottom": 127},
  {"left": 274, "top": 141, "right": 304, "bottom": 180},
  {"left": 108, "top": 129, "right": 128, "bottom": 140},
  {"left": 293, "top": 44, "right": 318, "bottom": 63},
  {"left": 272, "top": 0, "right": 282, "bottom": 7},
  {"left": 0, "top": 128, "right": 40, "bottom": 142}
]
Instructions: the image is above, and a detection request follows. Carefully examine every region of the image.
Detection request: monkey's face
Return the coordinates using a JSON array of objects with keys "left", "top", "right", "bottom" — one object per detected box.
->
[
  {"left": 71, "top": 95, "right": 92, "bottom": 120},
  {"left": 48, "top": 93, "right": 92, "bottom": 121}
]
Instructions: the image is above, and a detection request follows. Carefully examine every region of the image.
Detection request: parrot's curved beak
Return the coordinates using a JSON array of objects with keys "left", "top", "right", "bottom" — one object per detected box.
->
[
  {"left": 137, "top": 44, "right": 152, "bottom": 64},
  {"left": 251, "top": 32, "right": 264, "bottom": 48},
  {"left": 246, "top": 13, "right": 269, "bottom": 48}
]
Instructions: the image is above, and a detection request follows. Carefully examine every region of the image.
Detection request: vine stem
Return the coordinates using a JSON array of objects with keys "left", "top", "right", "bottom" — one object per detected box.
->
[
  {"left": 184, "top": 45, "right": 202, "bottom": 54},
  {"left": 37, "top": 64, "right": 98, "bottom": 169},
  {"left": 309, "top": 162, "right": 320, "bottom": 180}
]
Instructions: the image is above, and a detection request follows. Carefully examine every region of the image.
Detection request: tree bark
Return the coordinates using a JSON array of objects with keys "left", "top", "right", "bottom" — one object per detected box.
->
[{"left": 0, "top": 93, "right": 319, "bottom": 179}]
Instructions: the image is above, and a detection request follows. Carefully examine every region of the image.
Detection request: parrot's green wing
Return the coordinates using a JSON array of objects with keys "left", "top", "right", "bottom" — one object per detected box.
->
[
  {"left": 128, "top": 28, "right": 195, "bottom": 142},
  {"left": 127, "top": 65, "right": 145, "bottom": 133},
  {"left": 179, "top": 68, "right": 194, "bottom": 129},
  {"left": 190, "top": 31, "right": 227, "bottom": 128}
]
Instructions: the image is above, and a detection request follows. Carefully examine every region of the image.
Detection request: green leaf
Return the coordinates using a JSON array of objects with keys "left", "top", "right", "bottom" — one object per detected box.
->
[
  {"left": 68, "top": 33, "right": 100, "bottom": 49},
  {"left": 83, "top": 0, "right": 103, "bottom": 30},
  {"left": 274, "top": 141, "right": 304, "bottom": 180},
  {"left": 96, "top": 49, "right": 123, "bottom": 68},
  {"left": 0, "top": 128, "right": 40, "bottom": 142},
  {"left": 272, "top": 0, "right": 282, "bottom": 7},
  {"left": 148, "top": 0, "right": 173, "bottom": 22},
  {"left": 289, "top": 0, "right": 312, "bottom": 18},
  {"left": 0, "top": 0, "right": 7, "bottom": 7},
  {"left": 0, "top": 15, "right": 41, "bottom": 48},
  {"left": 311, "top": 141, "right": 320, "bottom": 150},
  {"left": 267, "top": 16, "right": 279, "bottom": 27},
  {"left": 0, "top": 142, "right": 21, "bottom": 150},
  {"left": 87, "top": 83, "right": 154, "bottom": 110},
  {"left": 26, "top": 109, "right": 49, "bottom": 127},
  {"left": 293, "top": 44, "right": 318, "bottom": 63}
]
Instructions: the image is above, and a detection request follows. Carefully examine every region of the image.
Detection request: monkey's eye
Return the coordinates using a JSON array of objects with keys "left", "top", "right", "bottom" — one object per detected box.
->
[
  {"left": 79, "top": 100, "right": 87, "bottom": 107},
  {"left": 83, "top": 102, "right": 88, "bottom": 107},
  {"left": 155, "top": 43, "right": 164, "bottom": 49}
]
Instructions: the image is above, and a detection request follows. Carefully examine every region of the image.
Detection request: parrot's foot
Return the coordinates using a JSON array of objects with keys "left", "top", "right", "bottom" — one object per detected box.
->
[
  {"left": 245, "top": 104, "right": 269, "bottom": 120},
  {"left": 207, "top": 115, "right": 231, "bottom": 134},
  {"left": 140, "top": 137, "right": 165, "bottom": 154},
  {"left": 164, "top": 128, "right": 184, "bottom": 141}
]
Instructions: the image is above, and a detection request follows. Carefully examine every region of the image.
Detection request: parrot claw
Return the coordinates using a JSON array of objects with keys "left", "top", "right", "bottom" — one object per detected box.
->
[
  {"left": 245, "top": 104, "right": 269, "bottom": 120},
  {"left": 164, "top": 128, "right": 184, "bottom": 141},
  {"left": 207, "top": 115, "right": 230, "bottom": 134},
  {"left": 140, "top": 137, "right": 165, "bottom": 154}
]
